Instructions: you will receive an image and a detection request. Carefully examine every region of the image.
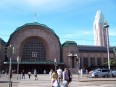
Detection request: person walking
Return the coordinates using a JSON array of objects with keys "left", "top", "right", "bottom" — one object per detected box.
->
[
  {"left": 34, "top": 69, "right": 38, "bottom": 80},
  {"left": 51, "top": 71, "right": 60, "bottom": 87},
  {"left": 57, "top": 67, "right": 63, "bottom": 83},
  {"left": 49, "top": 69, "right": 53, "bottom": 79},
  {"left": 28, "top": 71, "right": 31, "bottom": 79},
  {"left": 21, "top": 70, "right": 25, "bottom": 79},
  {"left": 62, "top": 68, "right": 72, "bottom": 87},
  {"left": 43, "top": 69, "right": 46, "bottom": 74},
  {"left": 49, "top": 69, "right": 54, "bottom": 86}
]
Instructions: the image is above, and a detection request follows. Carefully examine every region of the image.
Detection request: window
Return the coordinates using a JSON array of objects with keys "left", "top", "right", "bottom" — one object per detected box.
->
[
  {"left": 83, "top": 58, "right": 88, "bottom": 66},
  {"left": 90, "top": 58, "right": 95, "bottom": 66},
  {"left": 102, "top": 69, "right": 110, "bottom": 72},
  {"left": 72, "top": 56, "right": 75, "bottom": 68},
  {"left": 97, "top": 58, "right": 101, "bottom": 66},
  {"left": 104, "top": 58, "right": 107, "bottom": 63},
  {"left": 21, "top": 38, "right": 46, "bottom": 62}
]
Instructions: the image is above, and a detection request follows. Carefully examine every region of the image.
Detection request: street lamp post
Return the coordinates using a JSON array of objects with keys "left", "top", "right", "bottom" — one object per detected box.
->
[
  {"left": 74, "top": 54, "right": 80, "bottom": 81},
  {"left": 113, "top": 47, "right": 116, "bottom": 65},
  {"left": 9, "top": 58, "right": 12, "bottom": 87},
  {"left": 104, "top": 24, "right": 110, "bottom": 69},
  {"left": 17, "top": 56, "right": 19, "bottom": 80},
  {"left": 7, "top": 45, "right": 14, "bottom": 87},
  {"left": 68, "top": 52, "right": 80, "bottom": 81},
  {"left": 68, "top": 53, "right": 79, "bottom": 74},
  {"left": 75, "top": 54, "right": 80, "bottom": 73},
  {"left": 113, "top": 47, "right": 116, "bottom": 57},
  {"left": 54, "top": 58, "right": 57, "bottom": 71}
]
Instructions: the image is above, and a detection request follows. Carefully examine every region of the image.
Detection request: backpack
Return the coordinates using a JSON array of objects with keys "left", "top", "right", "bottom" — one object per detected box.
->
[{"left": 68, "top": 71, "right": 72, "bottom": 82}]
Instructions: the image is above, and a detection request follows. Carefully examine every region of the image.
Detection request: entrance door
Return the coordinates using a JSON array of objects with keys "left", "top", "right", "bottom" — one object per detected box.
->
[{"left": 19, "top": 64, "right": 54, "bottom": 74}]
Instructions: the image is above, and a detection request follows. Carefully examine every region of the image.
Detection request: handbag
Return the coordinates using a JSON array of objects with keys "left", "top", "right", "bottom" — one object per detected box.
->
[
  {"left": 62, "top": 80, "right": 68, "bottom": 87},
  {"left": 53, "top": 80, "right": 60, "bottom": 87}
]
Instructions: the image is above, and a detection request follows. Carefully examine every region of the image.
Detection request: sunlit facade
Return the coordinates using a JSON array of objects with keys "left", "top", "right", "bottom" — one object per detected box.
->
[
  {"left": 93, "top": 10, "right": 109, "bottom": 46},
  {"left": 0, "top": 22, "right": 115, "bottom": 74}
]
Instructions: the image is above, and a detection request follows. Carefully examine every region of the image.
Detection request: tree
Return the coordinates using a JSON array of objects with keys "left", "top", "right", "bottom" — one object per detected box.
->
[{"left": 103, "top": 59, "right": 116, "bottom": 66}]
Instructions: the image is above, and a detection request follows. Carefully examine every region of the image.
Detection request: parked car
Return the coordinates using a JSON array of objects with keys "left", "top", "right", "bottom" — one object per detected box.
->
[
  {"left": 89, "top": 68, "right": 112, "bottom": 78},
  {"left": 112, "top": 70, "right": 116, "bottom": 77}
]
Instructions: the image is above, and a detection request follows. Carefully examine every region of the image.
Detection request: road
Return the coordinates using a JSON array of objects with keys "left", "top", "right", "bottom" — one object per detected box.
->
[{"left": 0, "top": 74, "right": 116, "bottom": 87}]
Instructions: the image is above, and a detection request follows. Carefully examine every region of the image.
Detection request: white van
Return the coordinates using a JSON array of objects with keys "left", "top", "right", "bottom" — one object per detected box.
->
[{"left": 89, "top": 69, "right": 112, "bottom": 78}]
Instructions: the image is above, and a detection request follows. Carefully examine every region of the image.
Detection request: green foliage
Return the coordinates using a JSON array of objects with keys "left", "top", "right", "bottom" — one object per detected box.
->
[
  {"left": 103, "top": 59, "right": 116, "bottom": 66},
  {"left": 110, "top": 59, "right": 116, "bottom": 65}
]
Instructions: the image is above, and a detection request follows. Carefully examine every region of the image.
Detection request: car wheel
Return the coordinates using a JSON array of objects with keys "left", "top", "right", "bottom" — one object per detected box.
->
[
  {"left": 112, "top": 74, "right": 115, "bottom": 78},
  {"left": 103, "top": 75, "right": 105, "bottom": 78},
  {"left": 107, "top": 74, "right": 110, "bottom": 78},
  {"left": 95, "top": 75, "right": 98, "bottom": 78}
]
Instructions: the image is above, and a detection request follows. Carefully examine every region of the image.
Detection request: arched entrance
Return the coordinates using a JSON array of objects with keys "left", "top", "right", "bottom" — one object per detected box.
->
[
  {"left": 21, "top": 37, "right": 46, "bottom": 62},
  {"left": 19, "top": 37, "right": 52, "bottom": 73}
]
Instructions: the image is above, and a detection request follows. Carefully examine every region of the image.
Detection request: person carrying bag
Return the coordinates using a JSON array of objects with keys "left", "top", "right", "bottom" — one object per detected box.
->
[
  {"left": 51, "top": 71, "right": 60, "bottom": 87},
  {"left": 62, "top": 68, "right": 72, "bottom": 87}
]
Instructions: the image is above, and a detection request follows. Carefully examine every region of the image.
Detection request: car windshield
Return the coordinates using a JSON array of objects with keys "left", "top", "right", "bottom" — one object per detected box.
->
[{"left": 93, "top": 69, "right": 100, "bottom": 72}]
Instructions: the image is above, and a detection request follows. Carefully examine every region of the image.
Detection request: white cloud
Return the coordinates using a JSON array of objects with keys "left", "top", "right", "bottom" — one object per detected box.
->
[
  {"left": 23, "top": 0, "right": 100, "bottom": 12},
  {"left": 0, "top": 0, "right": 72, "bottom": 11},
  {"left": 58, "top": 29, "right": 93, "bottom": 40},
  {"left": 0, "top": 0, "right": 100, "bottom": 13},
  {"left": 23, "top": 0, "right": 76, "bottom": 12},
  {"left": 58, "top": 30, "right": 94, "bottom": 45}
]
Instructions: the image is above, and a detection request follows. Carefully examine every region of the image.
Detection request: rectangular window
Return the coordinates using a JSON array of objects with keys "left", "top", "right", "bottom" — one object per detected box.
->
[
  {"left": 72, "top": 56, "right": 75, "bottom": 68},
  {"left": 90, "top": 58, "right": 95, "bottom": 66},
  {"left": 83, "top": 58, "right": 88, "bottom": 67},
  {"left": 104, "top": 58, "right": 107, "bottom": 63},
  {"left": 97, "top": 58, "right": 101, "bottom": 66}
]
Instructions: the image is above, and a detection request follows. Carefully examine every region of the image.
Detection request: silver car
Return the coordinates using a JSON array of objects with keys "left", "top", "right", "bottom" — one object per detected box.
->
[
  {"left": 89, "top": 69, "right": 112, "bottom": 78},
  {"left": 112, "top": 70, "right": 116, "bottom": 77}
]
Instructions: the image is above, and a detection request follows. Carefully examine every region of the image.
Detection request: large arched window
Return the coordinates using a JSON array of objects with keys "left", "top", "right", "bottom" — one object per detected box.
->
[{"left": 21, "top": 38, "right": 46, "bottom": 62}]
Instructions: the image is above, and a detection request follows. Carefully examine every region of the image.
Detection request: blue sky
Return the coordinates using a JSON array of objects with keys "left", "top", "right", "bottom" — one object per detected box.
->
[{"left": 0, "top": 0, "right": 116, "bottom": 46}]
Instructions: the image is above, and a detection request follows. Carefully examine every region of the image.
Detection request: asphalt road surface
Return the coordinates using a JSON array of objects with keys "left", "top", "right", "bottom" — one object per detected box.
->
[{"left": 0, "top": 74, "right": 116, "bottom": 87}]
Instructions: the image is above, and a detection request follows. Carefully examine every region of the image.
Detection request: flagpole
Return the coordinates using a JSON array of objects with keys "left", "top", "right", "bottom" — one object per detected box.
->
[
  {"left": 34, "top": 10, "right": 37, "bottom": 22},
  {"left": 9, "top": 58, "right": 12, "bottom": 87},
  {"left": 17, "top": 56, "right": 19, "bottom": 80},
  {"left": 54, "top": 58, "right": 57, "bottom": 71}
]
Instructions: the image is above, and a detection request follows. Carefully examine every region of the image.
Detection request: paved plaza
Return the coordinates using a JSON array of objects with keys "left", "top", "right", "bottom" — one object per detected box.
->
[{"left": 0, "top": 74, "right": 116, "bottom": 87}]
